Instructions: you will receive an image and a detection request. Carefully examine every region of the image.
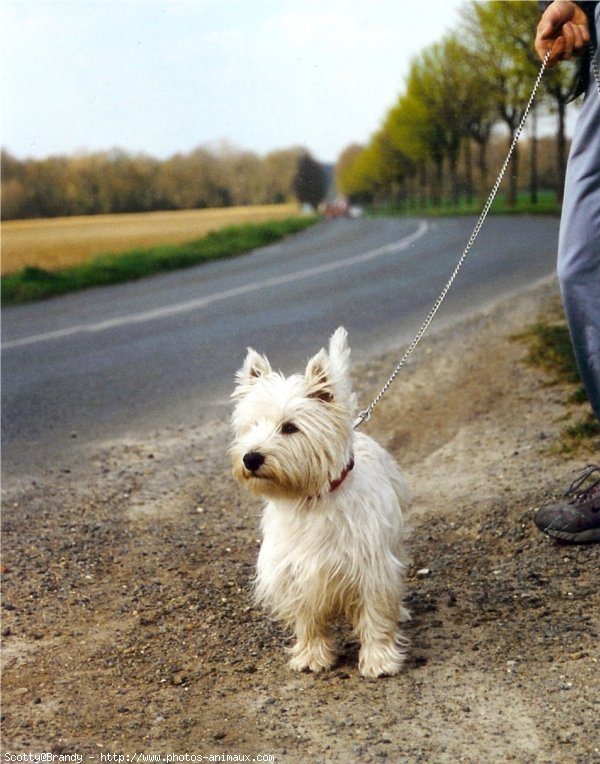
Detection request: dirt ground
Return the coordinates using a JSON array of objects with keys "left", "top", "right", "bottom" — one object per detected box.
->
[{"left": 2, "top": 276, "right": 599, "bottom": 763}]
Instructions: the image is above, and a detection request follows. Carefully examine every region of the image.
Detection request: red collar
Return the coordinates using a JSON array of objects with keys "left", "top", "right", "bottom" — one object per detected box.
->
[
  {"left": 306, "top": 456, "right": 355, "bottom": 502},
  {"left": 328, "top": 456, "right": 355, "bottom": 493}
]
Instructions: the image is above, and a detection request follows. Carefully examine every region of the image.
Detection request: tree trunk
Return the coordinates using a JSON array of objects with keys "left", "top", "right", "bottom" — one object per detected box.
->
[
  {"left": 464, "top": 139, "right": 474, "bottom": 206},
  {"left": 529, "top": 103, "right": 538, "bottom": 205},
  {"left": 431, "top": 159, "right": 443, "bottom": 207},
  {"left": 508, "top": 129, "right": 518, "bottom": 207},
  {"left": 448, "top": 147, "right": 460, "bottom": 207},
  {"left": 477, "top": 139, "right": 489, "bottom": 204},
  {"left": 419, "top": 163, "right": 427, "bottom": 209}
]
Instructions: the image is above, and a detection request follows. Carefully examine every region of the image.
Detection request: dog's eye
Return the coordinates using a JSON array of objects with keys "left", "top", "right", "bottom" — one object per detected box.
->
[{"left": 280, "top": 422, "right": 299, "bottom": 435}]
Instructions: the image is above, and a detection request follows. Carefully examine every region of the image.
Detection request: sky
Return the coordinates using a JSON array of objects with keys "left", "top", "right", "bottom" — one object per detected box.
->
[{"left": 2, "top": 0, "right": 467, "bottom": 164}]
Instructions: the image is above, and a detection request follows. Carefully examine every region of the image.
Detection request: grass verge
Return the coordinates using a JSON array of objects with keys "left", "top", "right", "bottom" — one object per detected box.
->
[
  {"left": 513, "top": 300, "right": 600, "bottom": 452},
  {"left": 1, "top": 216, "right": 318, "bottom": 305},
  {"left": 372, "top": 190, "right": 561, "bottom": 218}
]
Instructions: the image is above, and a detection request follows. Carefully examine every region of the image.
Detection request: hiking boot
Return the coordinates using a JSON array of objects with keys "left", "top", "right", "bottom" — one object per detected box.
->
[{"left": 534, "top": 464, "right": 600, "bottom": 543}]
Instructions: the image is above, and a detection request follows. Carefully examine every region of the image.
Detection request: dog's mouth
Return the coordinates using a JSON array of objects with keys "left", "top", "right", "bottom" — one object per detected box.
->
[
  {"left": 244, "top": 469, "right": 267, "bottom": 480},
  {"left": 239, "top": 465, "right": 286, "bottom": 498},
  {"left": 237, "top": 460, "right": 269, "bottom": 482}
]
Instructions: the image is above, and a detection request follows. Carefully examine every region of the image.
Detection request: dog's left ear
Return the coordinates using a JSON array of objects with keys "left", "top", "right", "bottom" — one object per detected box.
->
[{"left": 305, "top": 349, "right": 335, "bottom": 403}]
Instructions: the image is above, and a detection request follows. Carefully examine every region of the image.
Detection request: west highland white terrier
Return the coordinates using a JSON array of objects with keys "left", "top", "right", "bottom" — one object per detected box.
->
[{"left": 231, "top": 327, "right": 410, "bottom": 678}]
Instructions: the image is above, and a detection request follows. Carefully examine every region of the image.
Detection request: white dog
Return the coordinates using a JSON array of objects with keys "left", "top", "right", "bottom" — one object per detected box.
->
[{"left": 231, "top": 327, "right": 410, "bottom": 678}]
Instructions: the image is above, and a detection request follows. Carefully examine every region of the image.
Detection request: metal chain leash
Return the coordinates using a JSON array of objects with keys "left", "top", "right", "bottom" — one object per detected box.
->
[
  {"left": 590, "top": 41, "right": 600, "bottom": 94},
  {"left": 355, "top": 43, "right": 600, "bottom": 430},
  {"left": 353, "top": 48, "right": 554, "bottom": 430}
]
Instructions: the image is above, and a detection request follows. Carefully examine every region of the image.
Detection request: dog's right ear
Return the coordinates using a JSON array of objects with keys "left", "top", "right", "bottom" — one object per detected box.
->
[{"left": 234, "top": 348, "right": 272, "bottom": 392}]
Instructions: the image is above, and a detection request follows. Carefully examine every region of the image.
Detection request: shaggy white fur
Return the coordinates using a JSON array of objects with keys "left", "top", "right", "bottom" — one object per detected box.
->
[{"left": 231, "top": 327, "right": 410, "bottom": 678}]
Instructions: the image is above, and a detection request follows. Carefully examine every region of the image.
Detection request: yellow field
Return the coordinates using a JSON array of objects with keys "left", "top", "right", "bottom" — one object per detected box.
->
[{"left": 1, "top": 203, "right": 300, "bottom": 275}]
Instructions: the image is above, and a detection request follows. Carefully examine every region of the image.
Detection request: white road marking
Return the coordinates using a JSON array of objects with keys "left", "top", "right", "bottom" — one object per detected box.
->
[{"left": 2, "top": 221, "right": 429, "bottom": 350}]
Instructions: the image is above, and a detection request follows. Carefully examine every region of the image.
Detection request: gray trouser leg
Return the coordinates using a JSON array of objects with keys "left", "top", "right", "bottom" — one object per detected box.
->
[{"left": 557, "top": 34, "right": 600, "bottom": 423}]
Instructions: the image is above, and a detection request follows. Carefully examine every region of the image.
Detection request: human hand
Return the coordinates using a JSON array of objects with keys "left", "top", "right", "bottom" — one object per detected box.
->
[{"left": 535, "top": 0, "right": 590, "bottom": 67}]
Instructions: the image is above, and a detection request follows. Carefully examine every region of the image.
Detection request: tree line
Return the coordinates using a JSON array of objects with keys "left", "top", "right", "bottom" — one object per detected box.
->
[
  {"left": 1, "top": 143, "right": 329, "bottom": 221},
  {"left": 4, "top": 2, "right": 576, "bottom": 221},
  {"left": 336, "top": 1, "right": 579, "bottom": 209}
]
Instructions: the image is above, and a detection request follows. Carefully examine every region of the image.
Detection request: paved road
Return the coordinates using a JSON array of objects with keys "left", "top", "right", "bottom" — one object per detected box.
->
[{"left": 2, "top": 216, "right": 560, "bottom": 479}]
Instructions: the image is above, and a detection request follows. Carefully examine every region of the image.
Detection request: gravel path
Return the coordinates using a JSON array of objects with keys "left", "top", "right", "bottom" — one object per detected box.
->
[{"left": 2, "top": 275, "right": 599, "bottom": 763}]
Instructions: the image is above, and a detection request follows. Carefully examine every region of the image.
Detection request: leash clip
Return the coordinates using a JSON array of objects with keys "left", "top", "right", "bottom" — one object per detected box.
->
[{"left": 353, "top": 409, "right": 371, "bottom": 430}]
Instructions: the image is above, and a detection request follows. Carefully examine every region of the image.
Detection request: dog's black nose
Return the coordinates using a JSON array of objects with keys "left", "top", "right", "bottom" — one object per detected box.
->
[{"left": 243, "top": 451, "right": 265, "bottom": 472}]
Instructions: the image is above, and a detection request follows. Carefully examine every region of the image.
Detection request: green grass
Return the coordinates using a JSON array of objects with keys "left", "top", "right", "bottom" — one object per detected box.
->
[
  {"left": 563, "top": 415, "right": 600, "bottom": 449},
  {"left": 1, "top": 216, "right": 318, "bottom": 305},
  {"left": 513, "top": 303, "right": 600, "bottom": 451},
  {"left": 372, "top": 190, "right": 561, "bottom": 218},
  {"left": 518, "top": 321, "right": 582, "bottom": 385}
]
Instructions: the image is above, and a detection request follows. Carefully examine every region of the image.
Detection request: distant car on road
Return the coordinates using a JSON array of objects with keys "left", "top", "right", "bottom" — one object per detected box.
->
[{"left": 325, "top": 200, "right": 363, "bottom": 219}]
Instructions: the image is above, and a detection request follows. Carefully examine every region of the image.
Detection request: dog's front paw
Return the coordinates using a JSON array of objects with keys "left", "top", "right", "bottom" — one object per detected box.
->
[
  {"left": 289, "top": 639, "right": 337, "bottom": 673},
  {"left": 358, "top": 642, "right": 406, "bottom": 678}
]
